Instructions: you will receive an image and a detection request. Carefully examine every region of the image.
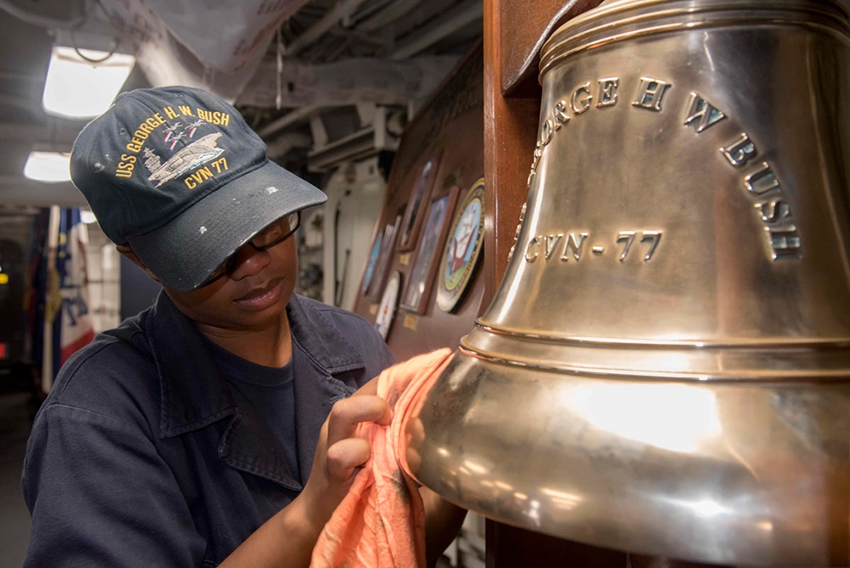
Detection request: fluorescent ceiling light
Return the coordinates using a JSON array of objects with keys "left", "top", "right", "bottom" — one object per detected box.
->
[
  {"left": 24, "top": 152, "right": 71, "bottom": 183},
  {"left": 42, "top": 46, "right": 135, "bottom": 119}
]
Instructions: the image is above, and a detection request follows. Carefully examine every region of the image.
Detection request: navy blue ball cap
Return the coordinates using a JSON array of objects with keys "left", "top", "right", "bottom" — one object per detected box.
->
[{"left": 70, "top": 86, "right": 327, "bottom": 291}]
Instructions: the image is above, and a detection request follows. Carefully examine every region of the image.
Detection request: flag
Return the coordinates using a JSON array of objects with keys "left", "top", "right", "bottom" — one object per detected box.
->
[
  {"left": 41, "top": 207, "right": 95, "bottom": 392},
  {"left": 57, "top": 209, "right": 95, "bottom": 366}
]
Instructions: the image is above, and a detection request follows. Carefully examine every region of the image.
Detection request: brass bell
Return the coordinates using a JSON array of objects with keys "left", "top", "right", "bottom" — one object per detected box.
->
[{"left": 405, "top": 0, "right": 850, "bottom": 565}]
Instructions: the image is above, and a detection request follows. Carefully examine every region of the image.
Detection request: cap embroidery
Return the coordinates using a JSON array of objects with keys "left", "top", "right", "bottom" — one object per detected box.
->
[
  {"left": 163, "top": 122, "right": 182, "bottom": 143},
  {"left": 142, "top": 147, "right": 160, "bottom": 171},
  {"left": 116, "top": 104, "right": 233, "bottom": 189},
  {"left": 185, "top": 120, "right": 204, "bottom": 139},
  {"left": 148, "top": 133, "right": 224, "bottom": 187}
]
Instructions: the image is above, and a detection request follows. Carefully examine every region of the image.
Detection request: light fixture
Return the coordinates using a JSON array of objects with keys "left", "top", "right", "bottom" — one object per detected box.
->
[
  {"left": 23, "top": 151, "right": 71, "bottom": 183},
  {"left": 42, "top": 46, "right": 135, "bottom": 119}
]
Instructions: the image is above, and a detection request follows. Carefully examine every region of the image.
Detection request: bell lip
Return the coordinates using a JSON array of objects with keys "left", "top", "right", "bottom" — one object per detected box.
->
[
  {"left": 409, "top": 348, "right": 850, "bottom": 566},
  {"left": 539, "top": 0, "right": 850, "bottom": 82}
]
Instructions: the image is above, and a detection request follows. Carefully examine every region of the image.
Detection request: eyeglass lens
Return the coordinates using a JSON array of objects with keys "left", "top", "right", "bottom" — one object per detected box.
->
[{"left": 199, "top": 211, "right": 301, "bottom": 288}]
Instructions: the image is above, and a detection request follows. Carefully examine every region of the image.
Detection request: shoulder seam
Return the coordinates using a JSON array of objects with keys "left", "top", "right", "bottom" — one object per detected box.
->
[
  {"left": 40, "top": 402, "right": 140, "bottom": 431},
  {"left": 53, "top": 338, "right": 128, "bottom": 399}
]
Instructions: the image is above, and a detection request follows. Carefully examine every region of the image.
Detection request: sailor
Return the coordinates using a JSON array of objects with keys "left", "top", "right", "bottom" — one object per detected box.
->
[{"left": 22, "top": 86, "right": 464, "bottom": 567}]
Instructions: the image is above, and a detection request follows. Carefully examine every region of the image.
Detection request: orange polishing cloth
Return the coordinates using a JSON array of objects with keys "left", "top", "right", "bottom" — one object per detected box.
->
[{"left": 311, "top": 348, "right": 454, "bottom": 568}]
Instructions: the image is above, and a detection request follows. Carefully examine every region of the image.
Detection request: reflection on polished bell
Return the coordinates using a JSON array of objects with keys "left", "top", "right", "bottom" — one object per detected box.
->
[{"left": 405, "top": 0, "right": 850, "bottom": 565}]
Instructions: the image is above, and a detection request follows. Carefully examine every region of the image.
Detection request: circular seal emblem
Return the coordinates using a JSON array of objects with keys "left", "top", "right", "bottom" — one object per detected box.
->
[
  {"left": 436, "top": 177, "right": 485, "bottom": 312},
  {"left": 375, "top": 271, "right": 402, "bottom": 340}
]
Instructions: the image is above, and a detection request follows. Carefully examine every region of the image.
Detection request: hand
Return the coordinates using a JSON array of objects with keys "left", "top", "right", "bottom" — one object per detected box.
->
[
  {"left": 299, "top": 384, "right": 391, "bottom": 533},
  {"left": 219, "top": 381, "right": 390, "bottom": 568}
]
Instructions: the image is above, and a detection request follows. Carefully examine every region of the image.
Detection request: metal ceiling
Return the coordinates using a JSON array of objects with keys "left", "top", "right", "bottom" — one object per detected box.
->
[{"left": 0, "top": 0, "right": 481, "bottom": 208}]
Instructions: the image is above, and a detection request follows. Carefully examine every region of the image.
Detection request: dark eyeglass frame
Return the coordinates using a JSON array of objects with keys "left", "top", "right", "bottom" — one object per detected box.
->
[{"left": 195, "top": 211, "right": 301, "bottom": 289}]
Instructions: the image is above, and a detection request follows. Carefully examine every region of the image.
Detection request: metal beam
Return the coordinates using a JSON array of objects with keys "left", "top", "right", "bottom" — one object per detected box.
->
[
  {"left": 391, "top": 0, "right": 483, "bottom": 61},
  {"left": 0, "top": 122, "right": 80, "bottom": 144},
  {"left": 328, "top": 27, "right": 388, "bottom": 47},
  {"left": 0, "top": 177, "right": 86, "bottom": 208},
  {"left": 285, "top": 0, "right": 371, "bottom": 56},
  {"left": 257, "top": 104, "right": 323, "bottom": 139},
  {"left": 0, "top": 71, "right": 42, "bottom": 83},
  {"left": 356, "top": 0, "right": 420, "bottom": 32},
  {"left": 306, "top": 125, "right": 376, "bottom": 172},
  {"left": 0, "top": 93, "right": 41, "bottom": 115},
  {"left": 266, "top": 132, "right": 311, "bottom": 160},
  {"left": 0, "top": 123, "right": 50, "bottom": 141}
]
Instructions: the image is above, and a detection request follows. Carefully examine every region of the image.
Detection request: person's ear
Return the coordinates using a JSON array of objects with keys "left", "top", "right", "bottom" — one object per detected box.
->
[{"left": 115, "top": 245, "right": 161, "bottom": 283}]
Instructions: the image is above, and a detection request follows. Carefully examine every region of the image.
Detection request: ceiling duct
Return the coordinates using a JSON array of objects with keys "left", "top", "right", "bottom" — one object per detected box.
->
[{"left": 96, "top": 0, "right": 311, "bottom": 101}]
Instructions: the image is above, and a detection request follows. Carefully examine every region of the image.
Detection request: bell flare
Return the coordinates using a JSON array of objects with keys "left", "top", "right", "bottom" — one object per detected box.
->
[{"left": 406, "top": 347, "right": 850, "bottom": 566}]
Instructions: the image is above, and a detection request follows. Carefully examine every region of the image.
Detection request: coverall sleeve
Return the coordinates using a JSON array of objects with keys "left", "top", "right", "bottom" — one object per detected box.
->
[{"left": 22, "top": 403, "right": 209, "bottom": 567}]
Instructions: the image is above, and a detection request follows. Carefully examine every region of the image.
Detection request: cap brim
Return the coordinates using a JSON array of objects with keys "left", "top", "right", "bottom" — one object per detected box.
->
[{"left": 128, "top": 160, "right": 327, "bottom": 291}]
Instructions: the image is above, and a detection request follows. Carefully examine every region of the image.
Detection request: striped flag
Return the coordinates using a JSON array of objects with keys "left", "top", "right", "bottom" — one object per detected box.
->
[
  {"left": 57, "top": 208, "right": 95, "bottom": 366},
  {"left": 42, "top": 207, "right": 95, "bottom": 392}
]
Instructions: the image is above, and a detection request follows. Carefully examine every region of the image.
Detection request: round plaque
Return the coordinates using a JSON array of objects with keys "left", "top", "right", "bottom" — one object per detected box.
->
[
  {"left": 436, "top": 177, "right": 484, "bottom": 312},
  {"left": 375, "top": 271, "right": 402, "bottom": 340}
]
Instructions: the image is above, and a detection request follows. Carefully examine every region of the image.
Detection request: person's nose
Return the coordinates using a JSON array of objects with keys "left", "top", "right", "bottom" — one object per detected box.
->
[{"left": 228, "top": 243, "right": 271, "bottom": 281}]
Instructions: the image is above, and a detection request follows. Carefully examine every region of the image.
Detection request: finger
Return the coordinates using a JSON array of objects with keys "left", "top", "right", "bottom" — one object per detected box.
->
[
  {"left": 327, "top": 396, "right": 391, "bottom": 443},
  {"left": 326, "top": 437, "right": 371, "bottom": 482},
  {"left": 327, "top": 395, "right": 391, "bottom": 446}
]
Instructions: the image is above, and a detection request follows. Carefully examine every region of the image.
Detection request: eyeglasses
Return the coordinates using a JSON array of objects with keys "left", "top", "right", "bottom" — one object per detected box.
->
[{"left": 196, "top": 211, "right": 301, "bottom": 289}]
